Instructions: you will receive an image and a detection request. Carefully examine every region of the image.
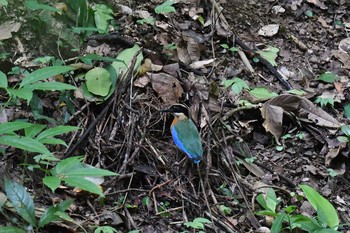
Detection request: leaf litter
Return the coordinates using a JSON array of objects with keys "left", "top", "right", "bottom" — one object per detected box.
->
[{"left": 0, "top": 0, "right": 350, "bottom": 232}]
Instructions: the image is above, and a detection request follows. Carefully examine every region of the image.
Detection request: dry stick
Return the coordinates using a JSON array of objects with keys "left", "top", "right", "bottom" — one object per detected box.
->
[
  {"left": 64, "top": 50, "right": 140, "bottom": 158},
  {"left": 197, "top": 164, "right": 219, "bottom": 233}
]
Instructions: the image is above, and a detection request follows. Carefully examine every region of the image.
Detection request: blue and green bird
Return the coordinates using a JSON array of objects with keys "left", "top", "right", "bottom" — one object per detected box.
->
[{"left": 161, "top": 104, "right": 203, "bottom": 164}]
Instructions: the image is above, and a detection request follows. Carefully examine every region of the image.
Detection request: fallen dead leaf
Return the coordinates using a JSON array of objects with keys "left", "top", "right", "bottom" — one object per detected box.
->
[
  {"left": 0, "top": 21, "right": 21, "bottom": 40},
  {"left": 258, "top": 24, "right": 279, "bottom": 37},
  {"left": 148, "top": 72, "right": 183, "bottom": 104}
]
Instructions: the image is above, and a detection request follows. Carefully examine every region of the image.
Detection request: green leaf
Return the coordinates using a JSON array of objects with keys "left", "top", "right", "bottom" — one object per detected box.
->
[
  {"left": 20, "top": 66, "right": 74, "bottom": 88},
  {"left": 0, "top": 0, "right": 8, "bottom": 7},
  {"left": 249, "top": 87, "right": 278, "bottom": 100},
  {"left": 52, "top": 156, "right": 84, "bottom": 175},
  {"left": 0, "top": 122, "right": 33, "bottom": 135},
  {"left": 315, "top": 97, "right": 334, "bottom": 108},
  {"left": 271, "top": 213, "right": 285, "bottom": 233},
  {"left": 257, "top": 46, "right": 279, "bottom": 66},
  {"left": 4, "top": 179, "right": 36, "bottom": 226},
  {"left": 231, "top": 77, "right": 250, "bottom": 94},
  {"left": 38, "top": 199, "right": 73, "bottom": 227},
  {"left": 300, "top": 184, "right": 339, "bottom": 229},
  {"left": 317, "top": 72, "right": 337, "bottom": 83},
  {"left": 43, "top": 176, "right": 61, "bottom": 193},
  {"left": 85, "top": 67, "right": 112, "bottom": 96},
  {"left": 0, "top": 135, "right": 51, "bottom": 155},
  {"left": 94, "top": 4, "right": 114, "bottom": 32},
  {"left": 0, "top": 71, "right": 8, "bottom": 89},
  {"left": 63, "top": 167, "right": 117, "bottom": 177},
  {"left": 0, "top": 227, "right": 26, "bottom": 233},
  {"left": 111, "top": 44, "right": 143, "bottom": 81},
  {"left": 337, "top": 136, "right": 349, "bottom": 143},
  {"left": 63, "top": 177, "right": 104, "bottom": 196},
  {"left": 219, "top": 205, "right": 232, "bottom": 215},
  {"left": 289, "top": 214, "right": 321, "bottom": 232},
  {"left": 28, "top": 82, "right": 77, "bottom": 91},
  {"left": 155, "top": 0, "right": 176, "bottom": 14},
  {"left": 24, "top": 124, "right": 46, "bottom": 138},
  {"left": 340, "top": 125, "right": 350, "bottom": 137},
  {"left": 95, "top": 226, "right": 118, "bottom": 233},
  {"left": 304, "top": 10, "right": 313, "bottom": 17},
  {"left": 39, "top": 138, "right": 67, "bottom": 146},
  {"left": 344, "top": 103, "right": 350, "bottom": 120},
  {"left": 26, "top": 0, "right": 59, "bottom": 12},
  {"left": 36, "top": 126, "right": 79, "bottom": 140},
  {"left": 184, "top": 217, "right": 211, "bottom": 230},
  {"left": 7, "top": 87, "right": 33, "bottom": 103}
]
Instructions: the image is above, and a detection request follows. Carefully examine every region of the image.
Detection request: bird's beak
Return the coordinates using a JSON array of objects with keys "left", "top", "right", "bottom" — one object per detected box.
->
[{"left": 160, "top": 107, "right": 172, "bottom": 113}]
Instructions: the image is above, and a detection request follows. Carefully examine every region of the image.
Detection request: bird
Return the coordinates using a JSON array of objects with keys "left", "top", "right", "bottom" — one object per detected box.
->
[{"left": 161, "top": 104, "right": 203, "bottom": 164}]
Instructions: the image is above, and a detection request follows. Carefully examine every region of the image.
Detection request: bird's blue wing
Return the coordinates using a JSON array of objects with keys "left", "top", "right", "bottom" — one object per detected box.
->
[{"left": 171, "top": 118, "right": 203, "bottom": 163}]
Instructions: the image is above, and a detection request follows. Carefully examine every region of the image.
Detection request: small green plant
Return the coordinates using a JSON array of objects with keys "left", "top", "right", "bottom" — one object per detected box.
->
[
  {"left": 137, "top": 17, "right": 155, "bottom": 26},
  {"left": 222, "top": 77, "right": 250, "bottom": 95},
  {"left": 155, "top": 0, "right": 176, "bottom": 15},
  {"left": 0, "top": 66, "right": 77, "bottom": 104},
  {"left": 315, "top": 96, "right": 334, "bottom": 108},
  {"left": 184, "top": 217, "right": 211, "bottom": 232},
  {"left": 94, "top": 226, "right": 118, "bottom": 233},
  {"left": 0, "top": 121, "right": 79, "bottom": 163},
  {"left": 44, "top": 156, "right": 117, "bottom": 197},
  {"left": 256, "top": 185, "right": 341, "bottom": 232},
  {"left": 317, "top": 72, "right": 338, "bottom": 83},
  {"left": 337, "top": 125, "right": 350, "bottom": 143},
  {"left": 157, "top": 201, "right": 172, "bottom": 217},
  {"left": 220, "top": 43, "right": 238, "bottom": 53},
  {"left": 0, "top": 178, "right": 73, "bottom": 232}
]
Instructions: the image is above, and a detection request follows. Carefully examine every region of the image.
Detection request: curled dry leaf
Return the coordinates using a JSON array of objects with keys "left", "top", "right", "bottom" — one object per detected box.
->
[
  {"left": 261, "top": 94, "right": 340, "bottom": 143},
  {"left": 148, "top": 72, "right": 183, "bottom": 104}
]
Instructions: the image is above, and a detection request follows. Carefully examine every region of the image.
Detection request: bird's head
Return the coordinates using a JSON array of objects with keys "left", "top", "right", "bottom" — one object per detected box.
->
[{"left": 160, "top": 104, "right": 189, "bottom": 119}]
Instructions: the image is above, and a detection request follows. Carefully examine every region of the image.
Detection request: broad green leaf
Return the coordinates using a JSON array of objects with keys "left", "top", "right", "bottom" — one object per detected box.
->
[
  {"left": 222, "top": 79, "right": 234, "bottom": 88},
  {"left": 317, "top": 72, "right": 337, "bottom": 83},
  {"left": 29, "top": 82, "right": 77, "bottom": 91},
  {"left": 94, "top": 4, "right": 114, "bottom": 32},
  {"left": 38, "top": 199, "right": 73, "bottom": 227},
  {"left": 20, "top": 66, "right": 74, "bottom": 88},
  {"left": 336, "top": 136, "right": 349, "bottom": 143},
  {"left": 340, "top": 125, "right": 350, "bottom": 137},
  {"left": 0, "top": 71, "right": 8, "bottom": 89},
  {"left": 39, "top": 138, "right": 67, "bottom": 146},
  {"left": 26, "top": 0, "right": 59, "bottom": 12},
  {"left": 257, "top": 46, "right": 279, "bottom": 66},
  {"left": 0, "top": 0, "right": 8, "bottom": 7},
  {"left": 0, "top": 135, "right": 51, "bottom": 155},
  {"left": 155, "top": 0, "right": 176, "bottom": 14},
  {"left": 85, "top": 67, "right": 112, "bottom": 96},
  {"left": 43, "top": 176, "right": 61, "bottom": 193},
  {"left": 111, "top": 44, "right": 143, "bottom": 81},
  {"left": 289, "top": 215, "right": 321, "bottom": 232},
  {"left": 315, "top": 97, "right": 334, "bottom": 108},
  {"left": 7, "top": 87, "right": 33, "bottom": 102},
  {"left": 265, "top": 188, "right": 278, "bottom": 212},
  {"left": 249, "top": 87, "right": 278, "bottom": 100},
  {"left": 231, "top": 77, "right": 250, "bottom": 94},
  {"left": 36, "top": 126, "right": 79, "bottom": 140},
  {"left": 271, "top": 213, "right": 284, "bottom": 233},
  {"left": 52, "top": 156, "right": 85, "bottom": 175},
  {"left": 0, "top": 227, "right": 26, "bottom": 233},
  {"left": 184, "top": 217, "right": 211, "bottom": 230},
  {"left": 63, "top": 167, "right": 117, "bottom": 177},
  {"left": 95, "top": 226, "right": 118, "bottom": 233},
  {"left": 4, "top": 179, "right": 36, "bottom": 226},
  {"left": 63, "top": 177, "right": 104, "bottom": 196},
  {"left": 300, "top": 184, "right": 339, "bottom": 229},
  {"left": 24, "top": 124, "right": 46, "bottom": 138},
  {"left": 219, "top": 205, "right": 232, "bottom": 215},
  {"left": 80, "top": 54, "right": 122, "bottom": 65},
  {"left": 344, "top": 103, "right": 350, "bottom": 120},
  {"left": 0, "top": 122, "right": 33, "bottom": 134}
]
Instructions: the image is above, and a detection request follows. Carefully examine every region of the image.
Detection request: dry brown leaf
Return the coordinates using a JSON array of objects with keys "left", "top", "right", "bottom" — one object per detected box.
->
[
  {"left": 0, "top": 21, "right": 21, "bottom": 40},
  {"left": 149, "top": 72, "right": 183, "bottom": 104},
  {"left": 261, "top": 104, "right": 284, "bottom": 144},
  {"left": 306, "top": 0, "right": 327, "bottom": 9},
  {"left": 298, "top": 98, "right": 340, "bottom": 128}
]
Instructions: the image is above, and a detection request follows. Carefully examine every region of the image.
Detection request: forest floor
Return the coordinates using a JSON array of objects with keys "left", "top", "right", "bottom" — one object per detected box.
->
[{"left": 0, "top": 0, "right": 350, "bottom": 232}]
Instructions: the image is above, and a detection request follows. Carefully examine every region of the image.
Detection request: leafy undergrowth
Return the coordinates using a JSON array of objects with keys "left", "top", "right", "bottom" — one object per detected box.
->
[{"left": 0, "top": 0, "right": 350, "bottom": 232}]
